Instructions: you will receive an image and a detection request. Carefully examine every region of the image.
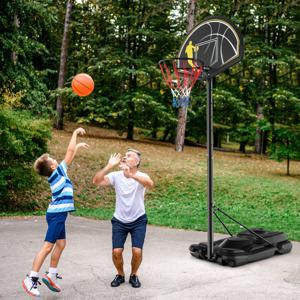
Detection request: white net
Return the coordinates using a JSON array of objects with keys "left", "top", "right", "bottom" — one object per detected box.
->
[
  {"left": 170, "top": 81, "right": 192, "bottom": 108},
  {"left": 159, "top": 58, "right": 203, "bottom": 108}
]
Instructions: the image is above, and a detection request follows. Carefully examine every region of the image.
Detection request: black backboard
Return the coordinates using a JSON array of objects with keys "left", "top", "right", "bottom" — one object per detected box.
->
[{"left": 178, "top": 16, "right": 244, "bottom": 77}]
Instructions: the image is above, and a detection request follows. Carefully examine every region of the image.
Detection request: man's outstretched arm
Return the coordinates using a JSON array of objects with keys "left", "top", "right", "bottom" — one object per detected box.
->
[
  {"left": 93, "top": 153, "right": 121, "bottom": 186},
  {"left": 132, "top": 173, "right": 154, "bottom": 189},
  {"left": 123, "top": 166, "right": 154, "bottom": 189}
]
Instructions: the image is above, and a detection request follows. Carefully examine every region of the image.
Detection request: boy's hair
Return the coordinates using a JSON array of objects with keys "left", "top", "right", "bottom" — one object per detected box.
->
[
  {"left": 34, "top": 153, "right": 53, "bottom": 177},
  {"left": 127, "top": 148, "right": 141, "bottom": 167}
]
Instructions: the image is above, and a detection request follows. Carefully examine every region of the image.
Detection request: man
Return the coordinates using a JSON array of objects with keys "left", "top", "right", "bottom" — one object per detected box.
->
[{"left": 93, "top": 149, "right": 154, "bottom": 288}]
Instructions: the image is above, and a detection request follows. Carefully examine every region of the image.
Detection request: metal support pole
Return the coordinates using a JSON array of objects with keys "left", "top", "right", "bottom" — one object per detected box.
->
[{"left": 206, "top": 73, "right": 214, "bottom": 259}]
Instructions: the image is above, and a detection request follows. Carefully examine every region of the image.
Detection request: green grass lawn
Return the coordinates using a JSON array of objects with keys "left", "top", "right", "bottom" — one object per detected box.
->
[
  {"left": 73, "top": 175, "right": 300, "bottom": 241},
  {"left": 4, "top": 122, "right": 300, "bottom": 241}
]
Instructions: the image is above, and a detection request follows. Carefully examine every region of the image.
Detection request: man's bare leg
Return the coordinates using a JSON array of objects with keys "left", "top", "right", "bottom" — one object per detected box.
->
[
  {"left": 111, "top": 248, "right": 125, "bottom": 287},
  {"left": 112, "top": 248, "right": 125, "bottom": 276},
  {"left": 130, "top": 247, "right": 142, "bottom": 276},
  {"left": 129, "top": 247, "right": 142, "bottom": 288}
]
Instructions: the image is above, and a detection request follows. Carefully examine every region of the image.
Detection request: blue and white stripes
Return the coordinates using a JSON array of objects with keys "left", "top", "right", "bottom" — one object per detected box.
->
[{"left": 47, "top": 161, "right": 75, "bottom": 213}]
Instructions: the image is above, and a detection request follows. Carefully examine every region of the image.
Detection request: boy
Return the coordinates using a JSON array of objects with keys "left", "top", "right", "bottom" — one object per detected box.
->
[{"left": 22, "top": 127, "right": 89, "bottom": 297}]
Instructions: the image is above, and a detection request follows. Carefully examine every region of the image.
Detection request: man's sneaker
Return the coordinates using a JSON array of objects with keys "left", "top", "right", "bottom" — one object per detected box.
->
[
  {"left": 42, "top": 272, "right": 62, "bottom": 292},
  {"left": 22, "top": 275, "right": 41, "bottom": 297},
  {"left": 129, "top": 275, "right": 141, "bottom": 288},
  {"left": 110, "top": 274, "right": 125, "bottom": 287}
]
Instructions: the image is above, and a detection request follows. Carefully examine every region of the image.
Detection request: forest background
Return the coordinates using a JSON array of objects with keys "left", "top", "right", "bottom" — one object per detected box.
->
[{"left": 1, "top": 0, "right": 300, "bottom": 239}]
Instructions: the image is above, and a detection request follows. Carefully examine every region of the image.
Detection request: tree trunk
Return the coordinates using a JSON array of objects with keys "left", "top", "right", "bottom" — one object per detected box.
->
[
  {"left": 127, "top": 119, "right": 134, "bottom": 140},
  {"left": 286, "top": 139, "right": 290, "bottom": 176},
  {"left": 186, "top": 0, "right": 196, "bottom": 33},
  {"left": 239, "top": 141, "right": 247, "bottom": 153},
  {"left": 174, "top": 0, "right": 196, "bottom": 152},
  {"left": 11, "top": 15, "right": 19, "bottom": 65},
  {"left": 255, "top": 104, "right": 264, "bottom": 153},
  {"left": 151, "top": 116, "right": 158, "bottom": 139},
  {"left": 175, "top": 108, "right": 188, "bottom": 151},
  {"left": 213, "top": 129, "right": 222, "bottom": 148},
  {"left": 262, "top": 130, "right": 268, "bottom": 154},
  {"left": 54, "top": 0, "right": 72, "bottom": 130},
  {"left": 124, "top": 0, "right": 137, "bottom": 140},
  {"left": 126, "top": 99, "right": 134, "bottom": 140},
  {"left": 268, "top": 20, "right": 278, "bottom": 145}
]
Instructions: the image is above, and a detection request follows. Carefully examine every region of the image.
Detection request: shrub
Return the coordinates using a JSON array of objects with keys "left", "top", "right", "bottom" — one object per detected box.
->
[{"left": 0, "top": 108, "right": 51, "bottom": 211}]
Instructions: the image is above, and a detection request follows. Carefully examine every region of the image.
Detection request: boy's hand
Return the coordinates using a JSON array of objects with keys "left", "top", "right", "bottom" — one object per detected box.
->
[
  {"left": 107, "top": 153, "right": 121, "bottom": 169},
  {"left": 74, "top": 128, "right": 86, "bottom": 136},
  {"left": 75, "top": 142, "right": 90, "bottom": 150},
  {"left": 64, "top": 129, "right": 87, "bottom": 165}
]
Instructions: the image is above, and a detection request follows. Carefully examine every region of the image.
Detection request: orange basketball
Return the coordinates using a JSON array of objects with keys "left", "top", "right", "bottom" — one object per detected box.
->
[{"left": 71, "top": 73, "right": 94, "bottom": 96}]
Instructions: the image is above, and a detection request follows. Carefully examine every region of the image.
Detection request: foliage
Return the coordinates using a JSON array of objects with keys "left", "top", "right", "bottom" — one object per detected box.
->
[
  {"left": 269, "top": 126, "right": 300, "bottom": 175},
  {"left": 0, "top": 0, "right": 59, "bottom": 117},
  {"left": 0, "top": 108, "right": 51, "bottom": 211},
  {"left": 63, "top": 0, "right": 183, "bottom": 139},
  {"left": 0, "top": 0, "right": 300, "bottom": 172},
  {"left": 194, "top": 0, "right": 300, "bottom": 151}
]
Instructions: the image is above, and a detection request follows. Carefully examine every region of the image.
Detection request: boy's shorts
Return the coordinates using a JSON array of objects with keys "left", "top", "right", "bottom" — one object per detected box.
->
[
  {"left": 45, "top": 212, "right": 68, "bottom": 243},
  {"left": 111, "top": 214, "right": 147, "bottom": 249}
]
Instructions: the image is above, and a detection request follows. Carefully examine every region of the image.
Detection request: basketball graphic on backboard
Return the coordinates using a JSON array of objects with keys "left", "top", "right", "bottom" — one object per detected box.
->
[{"left": 178, "top": 16, "right": 243, "bottom": 77}]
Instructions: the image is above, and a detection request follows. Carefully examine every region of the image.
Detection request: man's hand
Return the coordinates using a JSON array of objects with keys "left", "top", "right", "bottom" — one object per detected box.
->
[
  {"left": 92, "top": 153, "right": 121, "bottom": 186},
  {"left": 123, "top": 167, "right": 154, "bottom": 188},
  {"left": 123, "top": 165, "right": 135, "bottom": 178},
  {"left": 74, "top": 128, "right": 86, "bottom": 136},
  {"left": 107, "top": 153, "right": 122, "bottom": 169}
]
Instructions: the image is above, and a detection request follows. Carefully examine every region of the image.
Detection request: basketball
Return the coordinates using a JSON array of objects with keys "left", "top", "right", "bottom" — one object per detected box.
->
[{"left": 71, "top": 73, "right": 94, "bottom": 96}]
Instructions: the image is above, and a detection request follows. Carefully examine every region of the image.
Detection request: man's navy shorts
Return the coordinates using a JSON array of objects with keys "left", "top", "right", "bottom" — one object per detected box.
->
[
  {"left": 45, "top": 212, "right": 68, "bottom": 243},
  {"left": 111, "top": 214, "right": 148, "bottom": 249}
]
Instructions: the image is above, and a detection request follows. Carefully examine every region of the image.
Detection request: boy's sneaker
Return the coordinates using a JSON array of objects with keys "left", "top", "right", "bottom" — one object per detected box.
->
[
  {"left": 42, "top": 271, "right": 62, "bottom": 292},
  {"left": 22, "top": 275, "right": 41, "bottom": 297},
  {"left": 110, "top": 274, "right": 125, "bottom": 287},
  {"left": 129, "top": 275, "right": 141, "bottom": 288}
]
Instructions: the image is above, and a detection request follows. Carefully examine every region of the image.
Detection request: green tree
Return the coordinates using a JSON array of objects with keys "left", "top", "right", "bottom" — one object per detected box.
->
[
  {"left": 269, "top": 126, "right": 300, "bottom": 176},
  {"left": 0, "top": 109, "right": 51, "bottom": 210},
  {"left": 0, "top": 0, "right": 59, "bottom": 117},
  {"left": 192, "top": 0, "right": 300, "bottom": 155},
  {"left": 65, "top": 0, "right": 182, "bottom": 139}
]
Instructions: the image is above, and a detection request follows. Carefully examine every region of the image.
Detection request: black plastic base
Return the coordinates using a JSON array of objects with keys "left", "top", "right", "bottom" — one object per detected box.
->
[{"left": 189, "top": 228, "right": 292, "bottom": 267}]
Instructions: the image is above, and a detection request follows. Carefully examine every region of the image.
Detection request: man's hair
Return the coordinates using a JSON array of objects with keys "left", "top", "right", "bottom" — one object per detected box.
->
[
  {"left": 127, "top": 148, "right": 141, "bottom": 167},
  {"left": 33, "top": 153, "right": 53, "bottom": 177}
]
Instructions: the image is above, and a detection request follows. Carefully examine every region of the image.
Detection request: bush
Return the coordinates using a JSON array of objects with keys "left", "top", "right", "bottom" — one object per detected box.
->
[{"left": 0, "top": 108, "right": 51, "bottom": 211}]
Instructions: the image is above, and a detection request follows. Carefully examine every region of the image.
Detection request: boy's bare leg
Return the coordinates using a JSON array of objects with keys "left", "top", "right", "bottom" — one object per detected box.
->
[
  {"left": 22, "top": 242, "right": 53, "bottom": 297},
  {"left": 50, "top": 239, "right": 66, "bottom": 268},
  {"left": 32, "top": 242, "right": 54, "bottom": 272},
  {"left": 112, "top": 248, "right": 125, "bottom": 276},
  {"left": 131, "top": 247, "right": 142, "bottom": 275}
]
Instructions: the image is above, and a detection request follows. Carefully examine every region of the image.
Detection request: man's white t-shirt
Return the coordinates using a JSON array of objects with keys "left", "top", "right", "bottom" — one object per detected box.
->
[{"left": 107, "top": 171, "right": 147, "bottom": 223}]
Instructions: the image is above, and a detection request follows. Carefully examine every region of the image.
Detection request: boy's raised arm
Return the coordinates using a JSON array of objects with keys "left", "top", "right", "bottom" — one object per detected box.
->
[{"left": 64, "top": 128, "right": 89, "bottom": 165}]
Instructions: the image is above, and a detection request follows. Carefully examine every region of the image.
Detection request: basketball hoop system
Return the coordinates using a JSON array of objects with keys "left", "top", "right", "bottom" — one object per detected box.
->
[
  {"left": 159, "top": 58, "right": 204, "bottom": 108},
  {"left": 158, "top": 17, "right": 291, "bottom": 267}
]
